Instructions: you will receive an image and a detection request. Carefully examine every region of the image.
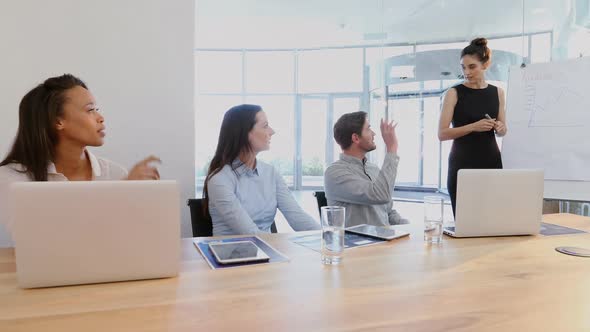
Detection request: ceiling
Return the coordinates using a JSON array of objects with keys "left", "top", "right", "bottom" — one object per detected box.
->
[{"left": 196, "top": 0, "right": 587, "bottom": 49}]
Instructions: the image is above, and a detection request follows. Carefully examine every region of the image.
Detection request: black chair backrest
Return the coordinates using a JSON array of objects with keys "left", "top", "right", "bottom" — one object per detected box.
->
[
  {"left": 187, "top": 198, "right": 213, "bottom": 237},
  {"left": 188, "top": 198, "right": 278, "bottom": 236},
  {"left": 313, "top": 191, "right": 327, "bottom": 217}
]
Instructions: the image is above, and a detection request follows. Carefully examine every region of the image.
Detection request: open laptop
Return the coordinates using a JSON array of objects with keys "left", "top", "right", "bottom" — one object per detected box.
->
[
  {"left": 11, "top": 180, "right": 180, "bottom": 288},
  {"left": 443, "top": 169, "right": 544, "bottom": 238}
]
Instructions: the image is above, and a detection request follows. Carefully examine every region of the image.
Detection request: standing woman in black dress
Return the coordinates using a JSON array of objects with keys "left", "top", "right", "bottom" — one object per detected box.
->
[{"left": 438, "top": 37, "right": 508, "bottom": 216}]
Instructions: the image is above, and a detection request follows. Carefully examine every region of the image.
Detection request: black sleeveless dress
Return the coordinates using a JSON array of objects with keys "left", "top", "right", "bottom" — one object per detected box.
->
[{"left": 447, "top": 84, "right": 503, "bottom": 215}]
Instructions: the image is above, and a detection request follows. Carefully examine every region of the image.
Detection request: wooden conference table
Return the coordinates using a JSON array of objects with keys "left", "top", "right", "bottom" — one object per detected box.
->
[{"left": 1, "top": 213, "right": 590, "bottom": 331}]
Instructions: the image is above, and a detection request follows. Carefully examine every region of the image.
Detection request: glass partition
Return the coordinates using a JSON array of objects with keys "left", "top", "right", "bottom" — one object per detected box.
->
[{"left": 195, "top": 0, "right": 590, "bottom": 196}]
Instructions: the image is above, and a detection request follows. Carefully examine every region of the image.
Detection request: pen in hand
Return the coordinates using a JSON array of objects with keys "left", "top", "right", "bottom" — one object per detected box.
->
[{"left": 484, "top": 113, "right": 496, "bottom": 132}]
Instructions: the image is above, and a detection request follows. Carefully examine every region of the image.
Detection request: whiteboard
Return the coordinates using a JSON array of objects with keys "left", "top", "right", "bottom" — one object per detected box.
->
[{"left": 502, "top": 57, "right": 590, "bottom": 201}]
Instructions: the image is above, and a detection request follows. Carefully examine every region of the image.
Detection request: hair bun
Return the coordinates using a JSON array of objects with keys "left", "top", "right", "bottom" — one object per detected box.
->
[{"left": 471, "top": 37, "right": 488, "bottom": 47}]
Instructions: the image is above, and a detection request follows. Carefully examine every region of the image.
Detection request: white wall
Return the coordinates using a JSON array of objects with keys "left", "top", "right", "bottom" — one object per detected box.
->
[{"left": 0, "top": 0, "right": 195, "bottom": 242}]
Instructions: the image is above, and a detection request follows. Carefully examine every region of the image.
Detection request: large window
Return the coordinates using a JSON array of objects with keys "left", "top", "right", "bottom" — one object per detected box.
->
[
  {"left": 301, "top": 98, "right": 328, "bottom": 187},
  {"left": 389, "top": 98, "right": 420, "bottom": 185},
  {"left": 195, "top": 47, "right": 366, "bottom": 190},
  {"left": 245, "top": 52, "right": 294, "bottom": 93},
  {"left": 298, "top": 49, "right": 363, "bottom": 93},
  {"left": 195, "top": 32, "right": 555, "bottom": 192},
  {"left": 196, "top": 52, "right": 242, "bottom": 93}
]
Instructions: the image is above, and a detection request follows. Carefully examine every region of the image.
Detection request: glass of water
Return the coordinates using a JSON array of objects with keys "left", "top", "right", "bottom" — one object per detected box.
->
[
  {"left": 321, "top": 206, "right": 345, "bottom": 265},
  {"left": 424, "top": 196, "right": 444, "bottom": 244}
]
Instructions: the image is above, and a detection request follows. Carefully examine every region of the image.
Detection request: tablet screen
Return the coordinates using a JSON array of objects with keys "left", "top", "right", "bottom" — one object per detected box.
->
[
  {"left": 209, "top": 241, "right": 270, "bottom": 263},
  {"left": 346, "top": 224, "right": 408, "bottom": 240}
]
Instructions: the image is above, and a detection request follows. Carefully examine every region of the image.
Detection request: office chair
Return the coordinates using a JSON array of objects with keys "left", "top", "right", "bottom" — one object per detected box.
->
[
  {"left": 187, "top": 198, "right": 213, "bottom": 237},
  {"left": 187, "top": 198, "right": 278, "bottom": 237},
  {"left": 313, "top": 191, "right": 327, "bottom": 217}
]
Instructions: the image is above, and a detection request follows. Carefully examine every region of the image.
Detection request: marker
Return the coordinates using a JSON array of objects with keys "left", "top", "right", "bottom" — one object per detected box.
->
[{"left": 484, "top": 114, "right": 493, "bottom": 120}]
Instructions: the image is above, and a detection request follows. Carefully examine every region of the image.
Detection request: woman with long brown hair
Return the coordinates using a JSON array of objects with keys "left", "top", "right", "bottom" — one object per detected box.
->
[{"left": 204, "top": 104, "right": 320, "bottom": 235}]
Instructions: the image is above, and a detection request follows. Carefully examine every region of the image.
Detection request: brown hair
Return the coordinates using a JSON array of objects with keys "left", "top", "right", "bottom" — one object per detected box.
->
[
  {"left": 333, "top": 111, "right": 367, "bottom": 150},
  {"left": 461, "top": 37, "right": 492, "bottom": 63},
  {"left": 202, "top": 104, "right": 262, "bottom": 213}
]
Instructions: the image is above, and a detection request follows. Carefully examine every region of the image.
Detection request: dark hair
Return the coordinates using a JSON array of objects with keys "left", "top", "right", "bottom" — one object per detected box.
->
[
  {"left": 461, "top": 37, "right": 492, "bottom": 63},
  {"left": 202, "top": 104, "right": 262, "bottom": 209},
  {"left": 333, "top": 111, "right": 368, "bottom": 150},
  {"left": 0, "top": 74, "right": 88, "bottom": 181}
]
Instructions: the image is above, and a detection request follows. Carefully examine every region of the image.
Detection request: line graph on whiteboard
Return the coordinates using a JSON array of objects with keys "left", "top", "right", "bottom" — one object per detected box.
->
[
  {"left": 525, "top": 82, "right": 590, "bottom": 128},
  {"left": 504, "top": 58, "right": 590, "bottom": 184}
]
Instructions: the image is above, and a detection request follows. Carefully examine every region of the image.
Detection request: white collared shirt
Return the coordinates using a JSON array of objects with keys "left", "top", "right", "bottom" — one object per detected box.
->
[{"left": 0, "top": 150, "right": 128, "bottom": 247}]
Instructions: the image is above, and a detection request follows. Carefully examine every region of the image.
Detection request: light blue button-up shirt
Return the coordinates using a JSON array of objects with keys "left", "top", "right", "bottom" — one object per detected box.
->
[{"left": 207, "top": 159, "right": 320, "bottom": 236}]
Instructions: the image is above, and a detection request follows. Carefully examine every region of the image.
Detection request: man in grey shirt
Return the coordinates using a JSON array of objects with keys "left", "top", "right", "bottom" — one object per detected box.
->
[{"left": 324, "top": 111, "right": 408, "bottom": 227}]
